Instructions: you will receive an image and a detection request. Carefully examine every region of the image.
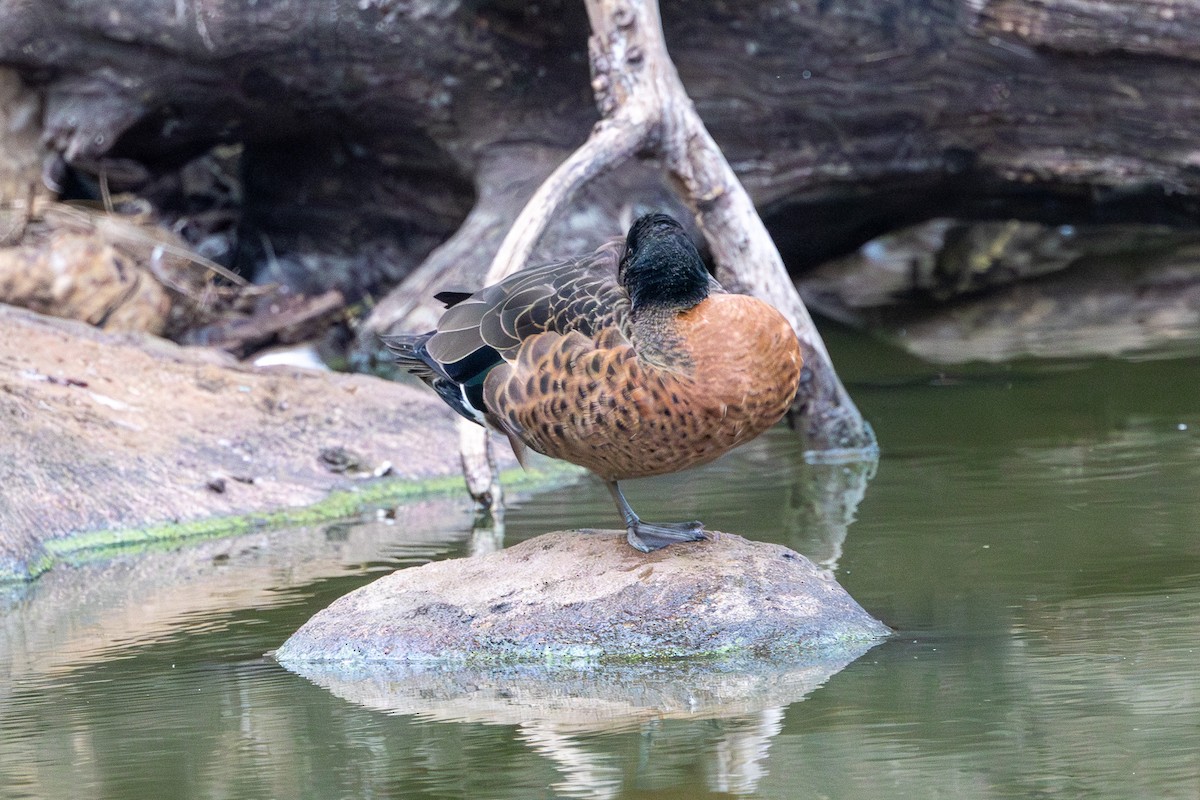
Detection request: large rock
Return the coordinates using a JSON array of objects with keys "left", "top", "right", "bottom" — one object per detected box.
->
[
  {"left": 0, "top": 303, "right": 487, "bottom": 583},
  {"left": 275, "top": 530, "right": 889, "bottom": 664}
]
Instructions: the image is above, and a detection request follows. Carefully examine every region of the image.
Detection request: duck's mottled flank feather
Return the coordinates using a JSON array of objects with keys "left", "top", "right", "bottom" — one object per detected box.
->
[{"left": 489, "top": 293, "right": 800, "bottom": 480}]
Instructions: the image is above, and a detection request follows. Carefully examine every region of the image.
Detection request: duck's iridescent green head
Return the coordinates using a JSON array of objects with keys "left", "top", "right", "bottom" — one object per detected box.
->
[{"left": 619, "top": 213, "right": 710, "bottom": 312}]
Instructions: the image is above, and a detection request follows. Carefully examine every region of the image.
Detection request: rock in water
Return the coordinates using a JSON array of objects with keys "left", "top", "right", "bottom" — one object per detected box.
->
[{"left": 276, "top": 530, "right": 889, "bottom": 664}]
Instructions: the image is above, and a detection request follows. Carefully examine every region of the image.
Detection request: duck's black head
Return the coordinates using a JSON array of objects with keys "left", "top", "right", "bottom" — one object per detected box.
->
[{"left": 618, "top": 213, "right": 710, "bottom": 312}]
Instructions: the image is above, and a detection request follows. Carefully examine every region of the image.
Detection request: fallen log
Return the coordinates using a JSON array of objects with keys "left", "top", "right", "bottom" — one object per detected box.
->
[{"left": 5, "top": 0, "right": 1200, "bottom": 440}]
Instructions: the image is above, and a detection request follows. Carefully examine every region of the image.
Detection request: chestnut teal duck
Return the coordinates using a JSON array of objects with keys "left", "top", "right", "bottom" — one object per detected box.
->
[{"left": 386, "top": 213, "right": 803, "bottom": 552}]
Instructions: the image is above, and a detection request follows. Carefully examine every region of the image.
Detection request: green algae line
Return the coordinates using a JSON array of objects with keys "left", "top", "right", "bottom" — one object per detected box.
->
[{"left": 4, "top": 464, "right": 577, "bottom": 584}]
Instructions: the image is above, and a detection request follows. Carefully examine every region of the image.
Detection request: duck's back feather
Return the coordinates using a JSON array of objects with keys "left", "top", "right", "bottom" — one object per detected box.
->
[{"left": 424, "top": 240, "right": 630, "bottom": 385}]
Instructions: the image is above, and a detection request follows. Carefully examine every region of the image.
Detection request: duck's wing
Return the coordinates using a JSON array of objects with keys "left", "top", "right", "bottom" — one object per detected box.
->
[{"left": 425, "top": 239, "right": 630, "bottom": 385}]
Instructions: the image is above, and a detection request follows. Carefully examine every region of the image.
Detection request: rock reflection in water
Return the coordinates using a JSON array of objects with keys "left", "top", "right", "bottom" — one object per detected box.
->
[{"left": 283, "top": 642, "right": 878, "bottom": 798}]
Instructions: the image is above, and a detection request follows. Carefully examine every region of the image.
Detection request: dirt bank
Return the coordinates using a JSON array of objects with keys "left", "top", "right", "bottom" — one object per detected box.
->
[{"left": 0, "top": 304, "right": 520, "bottom": 582}]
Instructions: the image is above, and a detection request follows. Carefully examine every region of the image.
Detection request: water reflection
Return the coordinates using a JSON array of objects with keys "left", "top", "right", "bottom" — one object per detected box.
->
[
  {"left": 3, "top": 350, "right": 1200, "bottom": 799},
  {"left": 784, "top": 456, "right": 877, "bottom": 572},
  {"left": 0, "top": 498, "right": 474, "bottom": 686},
  {"left": 285, "top": 643, "right": 878, "bottom": 798}
]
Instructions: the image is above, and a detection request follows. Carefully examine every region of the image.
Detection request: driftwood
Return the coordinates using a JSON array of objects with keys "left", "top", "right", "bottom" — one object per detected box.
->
[{"left": 6, "top": 2, "right": 1200, "bottom": 275}]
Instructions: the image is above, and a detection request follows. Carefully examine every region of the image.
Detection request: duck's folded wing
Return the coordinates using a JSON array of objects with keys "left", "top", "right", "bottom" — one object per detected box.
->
[{"left": 425, "top": 241, "right": 630, "bottom": 383}]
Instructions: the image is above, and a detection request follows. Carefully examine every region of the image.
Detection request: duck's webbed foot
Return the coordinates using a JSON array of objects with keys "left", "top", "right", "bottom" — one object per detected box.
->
[
  {"left": 606, "top": 480, "right": 707, "bottom": 553},
  {"left": 626, "top": 520, "right": 707, "bottom": 553}
]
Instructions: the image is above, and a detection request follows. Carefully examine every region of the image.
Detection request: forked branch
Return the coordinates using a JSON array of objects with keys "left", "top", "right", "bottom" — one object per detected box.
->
[{"left": 459, "top": 0, "right": 877, "bottom": 508}]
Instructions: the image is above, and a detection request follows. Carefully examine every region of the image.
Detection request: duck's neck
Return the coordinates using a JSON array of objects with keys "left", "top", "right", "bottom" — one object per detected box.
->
[{"left": 629, "top": 303, "right": 698, "bottom": 371}]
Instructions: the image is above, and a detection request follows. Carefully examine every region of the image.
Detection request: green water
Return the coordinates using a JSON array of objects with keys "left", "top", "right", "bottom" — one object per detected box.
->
[{"left": 2, "top": 330, "right": 1199, "bottom": 799}]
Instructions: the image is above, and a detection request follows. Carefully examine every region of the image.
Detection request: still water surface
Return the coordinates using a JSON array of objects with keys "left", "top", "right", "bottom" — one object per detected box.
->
[{"left": 2, "top": 331, "right": 1199, "bottom": 799}]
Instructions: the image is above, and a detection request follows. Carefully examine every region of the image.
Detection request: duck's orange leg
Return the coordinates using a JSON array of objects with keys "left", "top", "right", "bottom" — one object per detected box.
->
[{"left": 605, "top": 481, "right": 706, "bottom": 553}]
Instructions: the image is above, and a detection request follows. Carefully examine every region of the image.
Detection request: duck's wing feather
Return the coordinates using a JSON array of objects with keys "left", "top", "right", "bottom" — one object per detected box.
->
[{"left": 425, "top": 240, "right": 629, "bottom": 384}]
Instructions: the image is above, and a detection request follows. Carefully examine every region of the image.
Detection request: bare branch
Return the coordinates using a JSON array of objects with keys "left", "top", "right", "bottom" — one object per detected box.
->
[
  {"left": 484, "top": 114, "right": 650, "bottom": 284},
  {"left": 462, "top": 0, "right": 877, "bottom": 510}
]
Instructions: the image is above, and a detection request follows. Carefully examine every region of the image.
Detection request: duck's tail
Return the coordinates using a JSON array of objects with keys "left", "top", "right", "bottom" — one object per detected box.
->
[
  {"left": 382, "top": 332, "right": 487, "bottom": 426},
  {"left": 381, "top": 332, "right": 437, "bottom": 382}
]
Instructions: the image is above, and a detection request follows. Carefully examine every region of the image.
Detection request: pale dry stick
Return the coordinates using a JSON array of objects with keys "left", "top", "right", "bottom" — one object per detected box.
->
[
  {"left": 459, "top": 0, "right": 876, "bottom": 509},
  {"left": 0, "top": 193, "right": 31, "bottom": 245},
  {"left": 588, "top": 0, "right": 875, "bottom": 453}
]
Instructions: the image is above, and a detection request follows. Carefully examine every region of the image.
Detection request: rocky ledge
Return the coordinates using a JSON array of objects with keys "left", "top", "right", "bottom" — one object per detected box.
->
[
  {"left": 275, "top": 530, "right": 890, "bottom": 664},
  {"left": 0, "top": 304, "right": 483, "bottom": 583}
]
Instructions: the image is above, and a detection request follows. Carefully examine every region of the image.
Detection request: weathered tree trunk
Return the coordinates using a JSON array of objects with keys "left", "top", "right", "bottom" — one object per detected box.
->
[{"left": 6, "top": 0, "right": 1200, "bottom": 428}]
